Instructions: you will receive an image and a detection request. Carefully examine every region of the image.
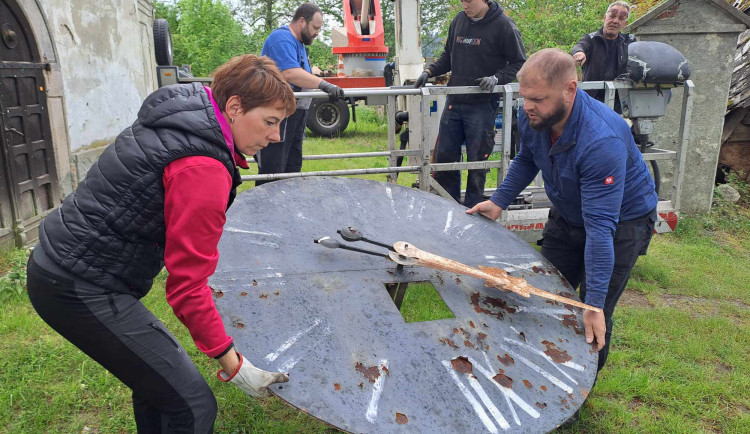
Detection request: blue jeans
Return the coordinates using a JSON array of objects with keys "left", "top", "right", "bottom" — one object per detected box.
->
[
  {"left": 541, "top": 207, "right": 656, "bottom": 372},
  {"left": 434, "top": 101, "right": 497, "bottom": 208}
]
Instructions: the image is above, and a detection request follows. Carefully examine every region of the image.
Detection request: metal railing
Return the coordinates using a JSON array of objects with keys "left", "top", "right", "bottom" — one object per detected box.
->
[{"left": 241, "top": 81, "right": 693, "bottom": 222}]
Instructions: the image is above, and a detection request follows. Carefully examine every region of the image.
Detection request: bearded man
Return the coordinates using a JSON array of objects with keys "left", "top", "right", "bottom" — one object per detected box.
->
[
  {"left": 257, "top": 2, "right": 344, "bottom": 185},
  {"left": 467, "top": 49, "right": 657, "bottom": 397}
]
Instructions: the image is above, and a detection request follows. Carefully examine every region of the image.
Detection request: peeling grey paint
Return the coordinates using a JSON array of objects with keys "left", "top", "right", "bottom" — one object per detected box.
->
[{"left": 43, "top": 0, "right": 157, "bottom": 152}]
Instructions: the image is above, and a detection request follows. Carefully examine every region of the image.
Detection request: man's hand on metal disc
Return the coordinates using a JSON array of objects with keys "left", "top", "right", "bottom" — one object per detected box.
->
[
  {"left": 414, "top": 70, "right": 430, "bottom": 88},
  {"left": 318, "top": 80, "right": 345, "bottom": 102},
  {"left": 476, "top": 75, "right": 499, "bottom": 91},
  {"left": 583, "top": 310, "right": 606, "bottom": 351},
  {"left": 573, "top": 51, "right": 587, "bottom": 66},
  {"left": 465, "top": 200, "right": 503, "bottom": 220},
  {"left": 217, "top": 351, "right": 289, "bottom": 398}
]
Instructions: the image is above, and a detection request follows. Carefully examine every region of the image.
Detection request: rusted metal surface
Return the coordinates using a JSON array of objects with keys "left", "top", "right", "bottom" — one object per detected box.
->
[
  {"left": 392, "top": 241, "right": 601, "bottom": 312},
  {"left": 212, "top": 177, "right": 597, "bottom": 433}
]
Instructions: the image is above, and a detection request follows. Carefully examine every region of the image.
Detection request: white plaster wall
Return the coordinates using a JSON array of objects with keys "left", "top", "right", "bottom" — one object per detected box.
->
[{"left": 41, "top": 0, "right": 157, "bottom": 151}]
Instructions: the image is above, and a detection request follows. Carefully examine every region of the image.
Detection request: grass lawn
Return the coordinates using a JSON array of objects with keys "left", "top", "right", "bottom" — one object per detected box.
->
[{"left": 0, "top": 107, "right": 748, "bottom": 433}]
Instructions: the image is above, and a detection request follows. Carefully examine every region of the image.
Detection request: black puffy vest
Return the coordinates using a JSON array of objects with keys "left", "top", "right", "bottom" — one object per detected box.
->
[{"left": 39, "top": 83, "right": 242, "bottom": 297}]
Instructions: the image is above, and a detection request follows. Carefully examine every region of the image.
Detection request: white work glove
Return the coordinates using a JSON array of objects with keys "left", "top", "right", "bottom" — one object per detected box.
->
[{"left": 217, "top": 352, "right": 289, "bottom": 398}]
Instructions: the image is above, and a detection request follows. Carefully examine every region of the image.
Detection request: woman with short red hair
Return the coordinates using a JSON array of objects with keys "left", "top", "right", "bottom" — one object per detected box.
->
[{"left": 27, "top": 54, "right": 295, "bottom": 432}]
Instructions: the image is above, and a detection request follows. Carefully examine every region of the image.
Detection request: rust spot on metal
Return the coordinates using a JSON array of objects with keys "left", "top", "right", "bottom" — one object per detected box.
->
[
  {"left": 470, "top": 293, "right": 516, "bottom": 320},
  {"left": 212, "top": 288, "right": 224, "bottom": 298},
  {"left": 455, "top": 277, "right": 462, "bottom": 284},
  {"left": 545, "top": 300, "right": 557, "bottom": 305},
  {"left": 523, "top": 380, "right": 532, "bottom": 389},
  {"left": 562, "top": 314, "right": 584, "bottom": 335},
  {"left": 541, "top": 340, "right": 573, "bottom": 363},
  {"left": 519, "top": 332, "right": 526, "bottom": 342},
  {"left": 541, "top": 385, "right": 548, "bottom": 391},
  {"left": 334, "top": 383, "right": 341, "bottom": 391},
  {"left": 469, "top": 321, "right": 476, "bottom": 328},
  {"left": 274, "top": 291, "right": 280, "bottom": 296},
  {"left": 580, "top": 389, "right": 589, "bottom": 398},
  {"left": 436, "top": 274, "right": 445, "bottom": 285},
  {"left": 240, "top": 292, "right": 248, "bottom": 296},
  {"left": 234, "top": 322, "right": 245, "bottom": 329},
  {"left": 259, "top": 293, "right": 268, "bottom": 299},
  {"left": 568, "top": 393, "right": 575, "bottom": 401},
  {"left": 483, "top": 296, "right": 516, "bottom": 314},
  {"left": 439, "top": 337, "right": 459, "bottom": 349},
  {"left": 359, "top": 382, "right": 364, "bottom": 388},
  {"left": 562, "top": 398, "right": 568, "bottom": 405},
  {"left": 453, "top": 328, "right": 460, "bottom": 335},
  {"left": 464, "top": 340, "right": 475, "bottom": 348},
  {"left": 381, "top": 365, "right": 390, "bottom": 375},
  {"left": 396, "top": 413, "right": 409, "bottom": 424},
  {"left": 589, "top": 343, "right": 599, "bottom": 354},
  {"left": 355, "top": 362, "right": 381, "bottom": 383},
  {"left": 536, "top": 402, "right": 547, "bottom": 409},
  {"left": 531, "top": 266, "right": 547, "bottom": 274},
  {"left": 252, "top": 280, "right": 258, "bottom": 286},
  {"left": 451, "top": 356, "right": 473, "bottom": 374},
  {"left": 559, "top": 339, "right": 563, "bottom": 343},
  {"left": 497, "top": 353, "right": 514, "bottom": 366},
  {"left": 459, "top": 327, "right": 470, "bottom": 338},
  {"left": 476, "top": 332, "right": 488, "bottom": 348},
  {"left": 493, "top": 369, "right": 513, "bottom": 388},
  {"left": 559, "top": 291, "right": 577, "bottom": 299}
]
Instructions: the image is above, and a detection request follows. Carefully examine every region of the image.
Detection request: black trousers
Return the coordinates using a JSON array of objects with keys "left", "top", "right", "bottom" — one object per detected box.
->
[
  {"left": 26, "top": 248, "right": 216, "bottom": 433},
  {"left": 433, "top": 101, "right": 497, "bottom": 208},
  {"left": 541, "top": 207, "right": 656, "bottom": 372},
  {"left": 255, "top": 108, "right": 308, "bottom": 187}
]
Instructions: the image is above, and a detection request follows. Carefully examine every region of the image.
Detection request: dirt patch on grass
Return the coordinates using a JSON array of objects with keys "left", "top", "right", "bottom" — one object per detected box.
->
[
  {"left": 715, "top": 361, "right": 733, "bottom": 374},
  {"left": 618, "top": 289, "right": 653, "bottom": 307},
  {"left": 627, "top": 396, "right": 644, "bottom": 411},
  {"left": 659, "top": 294, "right": 747, "bottom": 324}
]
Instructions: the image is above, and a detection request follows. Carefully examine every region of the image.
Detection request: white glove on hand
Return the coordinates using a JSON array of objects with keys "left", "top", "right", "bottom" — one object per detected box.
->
[{"left": 217, "top": 352, "right": 289, "bottom": 398}]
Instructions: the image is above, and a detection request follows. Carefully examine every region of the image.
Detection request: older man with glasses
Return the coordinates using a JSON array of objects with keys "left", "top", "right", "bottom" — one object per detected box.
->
[{"left": 571, "top": 1, "right": 635, "bottom": 113}]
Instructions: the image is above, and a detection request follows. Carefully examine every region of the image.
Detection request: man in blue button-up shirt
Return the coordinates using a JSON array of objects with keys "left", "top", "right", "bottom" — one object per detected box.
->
[{"left": 468, "top": 48, "right": 657, "bottom": 376}]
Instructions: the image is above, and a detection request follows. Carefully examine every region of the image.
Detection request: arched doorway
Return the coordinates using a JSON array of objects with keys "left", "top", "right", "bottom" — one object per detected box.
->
[{"left": 0, "top": 0, "right": 60, "bottom": 247}]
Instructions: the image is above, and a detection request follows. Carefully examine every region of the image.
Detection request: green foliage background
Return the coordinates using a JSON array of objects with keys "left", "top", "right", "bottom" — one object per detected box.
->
[{"left": 154, "top": 0, "right": 669, "bottom": 77}]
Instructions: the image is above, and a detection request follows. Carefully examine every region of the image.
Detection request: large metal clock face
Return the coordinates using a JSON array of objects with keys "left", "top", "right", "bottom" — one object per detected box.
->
[{"left": 212, "top": 177, "right": 596, "bottom": 433}]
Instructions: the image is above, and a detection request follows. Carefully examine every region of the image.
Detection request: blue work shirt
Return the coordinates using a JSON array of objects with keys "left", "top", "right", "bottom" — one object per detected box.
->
[
  {"left": 490, "top": 89, "right": 657, "bottom": 308},
  {"left": 261, "top": 26, "right": 311, "bottom": 88}
]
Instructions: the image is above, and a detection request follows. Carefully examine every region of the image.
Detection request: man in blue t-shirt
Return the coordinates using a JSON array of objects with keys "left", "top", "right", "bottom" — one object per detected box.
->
[
  {"left": 468, "top": 48, "right": 657, "bottom": 387},
  {"left": 256, "top": 2, "right": 344, "bottom": 185}
]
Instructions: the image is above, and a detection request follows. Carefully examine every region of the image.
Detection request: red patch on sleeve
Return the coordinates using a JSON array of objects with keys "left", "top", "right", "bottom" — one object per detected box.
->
[{"left": 604, "top": 176, "right": 614, "bottom": 185}]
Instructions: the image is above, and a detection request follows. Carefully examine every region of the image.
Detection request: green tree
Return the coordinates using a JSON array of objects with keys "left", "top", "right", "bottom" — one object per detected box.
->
[
  {"left": 155, "top": 0, "right": 251, "bottom": 76},
  {"left": 501, "top": 0, "right": 612, "bottom": 54}
]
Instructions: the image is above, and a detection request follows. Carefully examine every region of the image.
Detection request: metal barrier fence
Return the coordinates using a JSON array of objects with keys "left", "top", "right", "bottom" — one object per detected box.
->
[{"left": 163, "top": 78, "right": 693, "bottom": 240}]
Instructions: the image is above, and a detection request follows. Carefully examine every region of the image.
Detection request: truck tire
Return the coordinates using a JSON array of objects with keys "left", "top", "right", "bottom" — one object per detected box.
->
[
  {"left": 306, "top": 99, "right": 350, "bottom": 137},
  {"left": 153, "top": 19, "right": 173, "bottom": 66}
]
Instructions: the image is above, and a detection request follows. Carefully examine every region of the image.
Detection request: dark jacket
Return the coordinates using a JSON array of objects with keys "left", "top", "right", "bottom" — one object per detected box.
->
[
  {"left": 428, "top": 1, "right": 526, "bottom": 104},
  {"left": 38, "top": 83, "right": 242, "bottom": 297},
  {"left": 490, "top": 90, "right": 657, "bottom": 308},
  {"left": 571, "top": 29, "right": 636, "bottom": 102}
]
